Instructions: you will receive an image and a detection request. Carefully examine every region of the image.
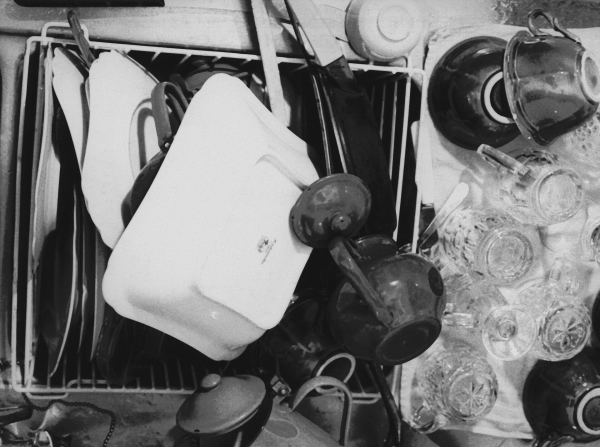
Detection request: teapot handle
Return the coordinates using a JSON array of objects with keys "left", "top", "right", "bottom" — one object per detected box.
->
[
  {"left": 532, "top": 433, "right": 575, "bottom": 447},
  {"left": 291, "top": 376, "right": 353, "bottom": 446},
  {"left": 527, "top": 9, "right": 582, "bottom": 45},
  {"left": 329, "top": 237, "right": 394, "bottom": 327}
]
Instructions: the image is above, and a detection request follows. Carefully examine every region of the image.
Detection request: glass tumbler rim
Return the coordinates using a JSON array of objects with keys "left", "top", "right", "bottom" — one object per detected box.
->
[
  {"left": 530, "top": 167, "right": 585, "bottom": 225},
  {"left": 475, "top": 226, "right": 535, "bottom": 285},
  {"left": 444, "top": 369, "right": 498, "bottom": 422},
  {"left": 536, "top": 302, "right": 591, "bottom": 361},
  {"left": 481, "top": 305, "right": 537, "bottom": 361}
]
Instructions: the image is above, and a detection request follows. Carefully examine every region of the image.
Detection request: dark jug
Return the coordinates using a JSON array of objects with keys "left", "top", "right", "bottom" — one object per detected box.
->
[
  {"left": 523, "top": 346, "right": 600, "bottom": 446},
  {"left": 176, "top": 374, "right": 352, "bottom": 447},
  {"left": 257, "top": 235, "right": 398, "bottom": 390},
  {"left": 328, "top": 236, "right": 446, "bottom": 366}
]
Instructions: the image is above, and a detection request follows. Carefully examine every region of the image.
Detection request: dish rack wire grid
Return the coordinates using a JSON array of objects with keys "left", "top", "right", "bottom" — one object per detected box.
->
[{"left": 11, "top": 22, "right": 428, "bottom": 399}]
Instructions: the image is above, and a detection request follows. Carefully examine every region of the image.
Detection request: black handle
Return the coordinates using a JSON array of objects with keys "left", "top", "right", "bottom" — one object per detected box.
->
[
  {"left": 151, "top": 82, "right": 189, "bottom": 152},
  {"left": 0, "top": 405, "right": 33, "bottom": 427},
  {"left": 321, "top": 58, "right": 397, "bottom": 236},
  {"left": 67, "top": 11, "right": 96, "bottom": 69},
  {"left": 366, "top": 361, "right": 402, "bottom": 447}
]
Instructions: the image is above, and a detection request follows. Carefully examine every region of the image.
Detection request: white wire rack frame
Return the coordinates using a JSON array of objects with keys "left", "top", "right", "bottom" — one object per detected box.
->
[{"left": 11, "top": 22, "right": 428, "bottom": 398}]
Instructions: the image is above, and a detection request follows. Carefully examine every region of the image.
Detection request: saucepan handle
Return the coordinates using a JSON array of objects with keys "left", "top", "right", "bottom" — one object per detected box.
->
[
  {"left": 151, "top": 81, "right": 190, "bottom": 152},
  {"left": 0, "top": 405, "right": 33, "bottom": 427},
  {"left": 292, "top": 376, "right": 353, "bottom": 446},
  {"left": 528, "top": 9, "right": 582, "bottom": 45}
]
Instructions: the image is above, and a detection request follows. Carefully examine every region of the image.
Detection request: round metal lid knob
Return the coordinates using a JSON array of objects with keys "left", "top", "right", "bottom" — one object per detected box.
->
[
  {"left": 176, "top": 374, "right": 266, "bottom": 436},
  {"left": 201, "top": 373, "right": 221, "bottom": 391}
]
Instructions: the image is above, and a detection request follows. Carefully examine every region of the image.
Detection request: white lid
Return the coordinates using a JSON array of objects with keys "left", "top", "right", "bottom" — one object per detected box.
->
[{"left": 346, "top": 0, "right": 425, "bottom": 62}]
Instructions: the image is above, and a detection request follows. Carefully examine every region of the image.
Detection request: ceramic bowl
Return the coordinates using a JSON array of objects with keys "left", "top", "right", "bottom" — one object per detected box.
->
[
  {"left": 504, "top": 10, "right": 600, "bottom": 146},
  {"left": 428, "top": 36, "right": 520, "bottom": 150},
  {"left": 345, "top": 0, "right": 424, "bottom": 63}
]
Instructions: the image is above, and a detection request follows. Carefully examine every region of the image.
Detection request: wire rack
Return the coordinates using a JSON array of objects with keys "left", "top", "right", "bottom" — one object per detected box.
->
[{"left": 11, "top": 22, "right": 428, "bottom": 398}]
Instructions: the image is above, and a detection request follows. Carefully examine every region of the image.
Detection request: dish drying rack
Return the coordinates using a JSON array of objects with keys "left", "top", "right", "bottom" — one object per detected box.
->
[{"left": 11, "top": 22, "right": 429, "bottom": 399}]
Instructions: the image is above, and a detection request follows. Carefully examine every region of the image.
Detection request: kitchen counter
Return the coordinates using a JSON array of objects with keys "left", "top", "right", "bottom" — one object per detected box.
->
[{"left": 0, "top": 0, "right": 502, "bottom": 64}]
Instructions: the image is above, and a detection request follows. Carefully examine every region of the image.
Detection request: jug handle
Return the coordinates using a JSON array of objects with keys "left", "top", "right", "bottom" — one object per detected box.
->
[
  {"left": 528, "top": 9, "right": 582, "bottom": 45},
  {"left": 329, "top": 237, "right": 395, "bottom": 327},
  {"left": 532, "top": 433, "right": 575, "bottom": 447},
  {"left": 442, "top": 303, "right": 478, "bottom": 328},
  {"left": 291, "top": 376, "right": 353, "bottom": 446},
  {"left": 477, "top": 144, "right": 530, "bottom": 177},
  {"left": 547, "top": 257, "right": 580, "bottom": 295}
]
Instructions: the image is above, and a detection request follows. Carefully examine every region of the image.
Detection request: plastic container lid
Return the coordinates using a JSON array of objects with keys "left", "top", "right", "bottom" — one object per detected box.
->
[{"left": 345, "top": 0, "right": 424, "bottom": 62}]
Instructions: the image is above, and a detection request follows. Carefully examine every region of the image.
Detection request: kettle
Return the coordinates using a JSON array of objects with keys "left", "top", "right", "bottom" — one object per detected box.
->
[
  {"left": 176, "top": 374, "right": 352, "bottom": 447},
  {"left": 523, "top": 346, "right": 600, "bottom": 446},
  {"left": 290, "top": 173, "right": 446, "bottom": 365}
]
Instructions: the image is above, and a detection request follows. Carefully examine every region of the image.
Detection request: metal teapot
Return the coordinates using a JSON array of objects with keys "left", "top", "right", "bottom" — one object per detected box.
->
[{"left": 175, "top": 374, "right": 352, "bottom": 447}]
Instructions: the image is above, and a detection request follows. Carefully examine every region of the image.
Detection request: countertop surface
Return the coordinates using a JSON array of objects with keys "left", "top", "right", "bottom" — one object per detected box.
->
[{"left": 0, "top": 0, "right": 502, "bottom": 63}]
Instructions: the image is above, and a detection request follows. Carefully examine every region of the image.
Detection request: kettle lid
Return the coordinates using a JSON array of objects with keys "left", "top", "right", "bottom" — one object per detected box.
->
[{"left": 176, "top": 374, "right": 266, "bottom": 436}]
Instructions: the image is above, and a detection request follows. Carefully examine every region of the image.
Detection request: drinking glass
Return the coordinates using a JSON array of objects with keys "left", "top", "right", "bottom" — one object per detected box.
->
[
  {"left": 410, "top": 342, "right": 498, "bottom": 433},
  {"left": 443, "top": 273, "right": 537, "bottom": 360},
  {"left": 477, "top": 144, "right": 585, "bottom": 226},
  {"left": 514, "top": 258, "right": 591, "bottom": 361},
  {"left": 558, "top": 114, "right": 600, "bottom": 168},
  {"left": 541, "top": 202, "right": 600, "bottom": 267},
  {"left": 438, "top": 206, "right": 539, "bottom": 285},
  {"left": 547, "top": 115, "right": 600, "bottom": 194}
]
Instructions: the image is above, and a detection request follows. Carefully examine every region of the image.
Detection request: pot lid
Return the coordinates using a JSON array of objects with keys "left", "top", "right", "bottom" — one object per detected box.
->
[
  {"left": 176, "top": 374, "right": 266, "bottom": 436},
  {"left": 289, "top": 174, "right": 371, "bottom": 249}
]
